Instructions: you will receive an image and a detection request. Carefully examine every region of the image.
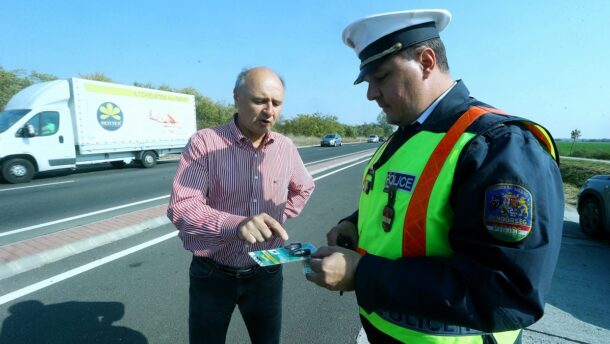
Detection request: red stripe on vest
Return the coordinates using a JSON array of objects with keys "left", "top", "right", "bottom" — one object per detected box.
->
[{"left": 402, "top": 106, "right": 495, "bottom": 256}]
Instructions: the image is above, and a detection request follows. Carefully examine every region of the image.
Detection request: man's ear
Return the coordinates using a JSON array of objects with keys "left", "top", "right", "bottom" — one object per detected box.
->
[{"left": 419, "top": 48, "right": 436, "bottom": 78}]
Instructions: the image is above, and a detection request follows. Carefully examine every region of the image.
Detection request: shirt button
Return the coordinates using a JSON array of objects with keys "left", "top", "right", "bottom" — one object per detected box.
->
[
  {"left": 254, "top": 175, "right": 259, "bottom": 180},
  {"left": 252, "top": 199, "right": 257, "bottom": 203}
]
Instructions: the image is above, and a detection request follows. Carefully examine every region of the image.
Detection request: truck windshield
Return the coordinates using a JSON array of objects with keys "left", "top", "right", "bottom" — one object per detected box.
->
[{"left": 0, "top": 109, "right": 31, "bottom": 133}]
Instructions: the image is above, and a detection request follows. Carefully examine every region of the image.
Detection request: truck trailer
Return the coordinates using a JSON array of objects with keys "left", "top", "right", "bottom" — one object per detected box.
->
[{"left": 0, "top": 78, "right": 197, "bottom": 183}]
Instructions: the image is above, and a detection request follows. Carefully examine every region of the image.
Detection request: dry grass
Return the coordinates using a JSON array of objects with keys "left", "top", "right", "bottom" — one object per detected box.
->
[{"left": 563, "top": 183, "right": 580, "bottom": 206}]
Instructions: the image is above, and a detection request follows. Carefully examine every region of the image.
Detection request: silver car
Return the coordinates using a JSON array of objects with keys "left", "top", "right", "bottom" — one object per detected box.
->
[
  {"left": 320, "top": 134, "right": 342, "bottom": 147},
  {"left": 577, "top": 175, "right": 610, "bottom": 238}
]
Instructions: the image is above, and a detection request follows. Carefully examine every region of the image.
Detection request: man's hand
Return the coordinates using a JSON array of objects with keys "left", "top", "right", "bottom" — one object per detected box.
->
[
  {"left": 305, "top": 246, "right": 362, "bottom": 291},
  {"left": 326, "top": 221, "right": 358, "bottom": 247},
  {"left": 237, "top": 213, "right": 288, "bottom": 244}
]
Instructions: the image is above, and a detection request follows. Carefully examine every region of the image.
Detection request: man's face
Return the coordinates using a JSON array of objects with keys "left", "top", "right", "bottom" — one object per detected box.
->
[
  {"left": 234, "top": 69, "right": 284, "bottom": 141},
  {"left": 363, "top": 54, "right": 427, "bottom": 126}
]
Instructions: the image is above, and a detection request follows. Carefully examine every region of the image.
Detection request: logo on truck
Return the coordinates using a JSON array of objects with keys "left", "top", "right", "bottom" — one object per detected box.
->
[{"left": 97, "top": 102, "right": 123, "bottom": 131}]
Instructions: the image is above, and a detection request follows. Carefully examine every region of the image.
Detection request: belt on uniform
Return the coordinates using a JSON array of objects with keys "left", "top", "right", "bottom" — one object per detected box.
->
[{"left": 194, "top": 256, "right": 259, "bottom": 278}]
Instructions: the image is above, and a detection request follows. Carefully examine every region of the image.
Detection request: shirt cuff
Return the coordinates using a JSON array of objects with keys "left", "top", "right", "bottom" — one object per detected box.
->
[
  {"left": 355, "top": 253, "right": 382, "bottom": 313},
  {"left": 219, "top": 214, "right": 247, "bottom": 242}
]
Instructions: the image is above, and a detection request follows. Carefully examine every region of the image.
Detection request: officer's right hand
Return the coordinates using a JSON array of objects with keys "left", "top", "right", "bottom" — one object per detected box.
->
[
  {"left": 237, "top": 213, "right": 289, "bottom": 244},
  {"left": 326, "top": 221, "right": 358, "bottom": 247}
]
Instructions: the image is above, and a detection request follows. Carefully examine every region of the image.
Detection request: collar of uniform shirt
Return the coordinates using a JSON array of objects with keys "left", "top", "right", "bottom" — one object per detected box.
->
[{"left": 411, "top": 81, "right": 457, "bottom": 126}]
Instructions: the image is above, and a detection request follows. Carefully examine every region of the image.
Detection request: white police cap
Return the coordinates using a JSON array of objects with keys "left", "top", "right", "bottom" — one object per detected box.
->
[{"left": 342, "top": 9, "right": 451, "bottom": 84}]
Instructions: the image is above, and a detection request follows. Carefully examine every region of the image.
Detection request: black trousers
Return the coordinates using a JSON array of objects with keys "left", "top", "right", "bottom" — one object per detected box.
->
[{"left": 188, "top": 256, "right": 283, "bottom": 344}]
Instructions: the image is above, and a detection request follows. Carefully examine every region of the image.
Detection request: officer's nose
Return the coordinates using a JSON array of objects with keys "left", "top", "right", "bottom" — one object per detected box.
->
[{"left": 367, "top": 83, "right": 379, "bottom": 101}]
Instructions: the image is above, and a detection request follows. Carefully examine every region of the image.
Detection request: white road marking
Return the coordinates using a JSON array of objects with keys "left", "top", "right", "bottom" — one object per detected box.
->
[
  {"left": 0, "top": 232, "right": 177, "bottom": 306},
  {"left": 0, "top": 180, "right": 74, "bottom": 192},
  {"left": 305, "top": 150, "right": 373, "bottom": 166},
  {"left": 313, "top": 159, "right": 369, "bottom": 181},
  {"left": 0, "top": 195, "right": 170, "bottom": 237}
]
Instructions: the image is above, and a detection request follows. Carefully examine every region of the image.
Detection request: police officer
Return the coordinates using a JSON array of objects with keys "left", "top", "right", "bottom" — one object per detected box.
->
[{"left": 305, "top": 9, "right": 564, "bottom": 344}]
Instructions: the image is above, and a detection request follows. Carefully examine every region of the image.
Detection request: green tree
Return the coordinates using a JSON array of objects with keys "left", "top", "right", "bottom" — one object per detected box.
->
[
  {"left": 79, "top": 72, "right": 113, "bottom": 82},
  {"left": 570, "top": 129, "right": 581, "bottom": 156},
  {"left": 376, "top": 111, "right": 395, "bottom": 136},
  {"left": 195, "top": 95, "right": 235, "bottom": 129},
  {"left": 0, "top": 68, "right": 58, "bottom": 111}
]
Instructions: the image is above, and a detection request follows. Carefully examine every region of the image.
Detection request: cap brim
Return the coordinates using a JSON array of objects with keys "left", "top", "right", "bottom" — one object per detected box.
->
[{"left": 353, "top": 54, "right": 387, "bottom": 85}]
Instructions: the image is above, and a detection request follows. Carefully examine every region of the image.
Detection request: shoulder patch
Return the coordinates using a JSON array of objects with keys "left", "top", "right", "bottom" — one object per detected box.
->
[{"left": 484, "top": 183, "right": 533, "bottom": 242}]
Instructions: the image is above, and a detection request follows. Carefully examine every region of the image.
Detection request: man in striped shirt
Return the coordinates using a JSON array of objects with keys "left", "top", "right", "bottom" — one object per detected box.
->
[{"left": 167, "top": 67, "right": 315, "bottom": 344}]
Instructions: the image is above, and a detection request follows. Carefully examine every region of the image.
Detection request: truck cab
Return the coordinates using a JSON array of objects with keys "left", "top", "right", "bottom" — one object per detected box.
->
[
  {"left": 0, "top": 80, "right": 77, "bottom": 183},
  {"left": 1, "top": 78, "right": 196, "bottom": 184}
]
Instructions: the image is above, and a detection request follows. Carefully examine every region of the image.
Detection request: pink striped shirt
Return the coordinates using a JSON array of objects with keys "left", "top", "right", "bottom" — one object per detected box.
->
[{"left": 167, "top": 117, "right": 315, "bottom": 267}]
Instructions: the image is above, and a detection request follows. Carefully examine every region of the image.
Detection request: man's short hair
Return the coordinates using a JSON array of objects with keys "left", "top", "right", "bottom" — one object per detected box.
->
[
  {"left": 400, "top": 38, "right": 450, "bottom": 72},
  {"left": 234, "top": 67, "right": 286, "bottom": 94}
]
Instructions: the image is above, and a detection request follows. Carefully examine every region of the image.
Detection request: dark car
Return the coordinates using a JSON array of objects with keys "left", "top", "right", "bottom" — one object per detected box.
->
[
  {"left": 320, "top": 134, "right": 342, "bottom": 147},
  {"left": 379, "top": 136, "right": 387, "bottom": 142},
  {"left": 577, "top": 175, "right": 610, "bottom": 238}
]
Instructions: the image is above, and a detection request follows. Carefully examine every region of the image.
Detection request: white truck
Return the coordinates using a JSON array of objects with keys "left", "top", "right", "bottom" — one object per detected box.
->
[{"left": 0, "top": 78, "right": 197, "bottom": 183}]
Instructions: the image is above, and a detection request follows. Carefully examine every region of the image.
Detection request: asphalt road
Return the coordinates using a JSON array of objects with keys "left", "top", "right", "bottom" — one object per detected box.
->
[
  {"left": 0, "top": 151, "right": 368, "bottom": 344},
  {"left": 0, "top": 142, "right": 375, "bottom": 244},
  {"left": 0, "top": 143, "right": 609, "bottom": 343}
]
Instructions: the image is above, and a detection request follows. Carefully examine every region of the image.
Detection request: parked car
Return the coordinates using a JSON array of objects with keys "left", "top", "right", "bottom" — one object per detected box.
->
[
  {"left": 367, "top": 135, "right": 379, "bottom": 143},
  {"left": 320, "top": 133, "right": 342, "bottom": 147},
  {"left": 379, "top": 136, "right": 387, "bottom": 142},
  {"left": 577, "top": 175, "right": 610, "bottom": 238}
]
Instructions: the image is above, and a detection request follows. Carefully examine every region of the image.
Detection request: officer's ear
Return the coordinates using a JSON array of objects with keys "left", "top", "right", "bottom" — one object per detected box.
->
[{"left": 418, "top": 47, "right": 436, "bottom": 78}]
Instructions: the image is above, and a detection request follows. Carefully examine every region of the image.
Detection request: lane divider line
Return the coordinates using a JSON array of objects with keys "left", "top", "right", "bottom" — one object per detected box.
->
[
  {"left": 0, "top": 195, "right": 170, "bottom": 238},
  {"left": 313, "top": 159, "right": 369, "bottom": 181},
  {"left": 304, "top": 149, "right": 375, "bottom": 166},
  {"left": 0, "top": 180, "right": 74, "bottom": 192},
  {"left": 0, "top": 232, "right": 177, "bottom": 306}
]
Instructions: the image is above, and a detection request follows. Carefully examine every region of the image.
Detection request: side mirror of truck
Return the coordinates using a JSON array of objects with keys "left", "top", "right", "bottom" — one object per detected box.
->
[{"left": 16, "top": 124, "right": 36, "bottom": 138}]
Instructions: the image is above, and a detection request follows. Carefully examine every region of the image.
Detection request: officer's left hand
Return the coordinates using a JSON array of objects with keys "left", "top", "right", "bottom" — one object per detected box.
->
[{"left": 305, "top": 246, "right": 361, "bottom": 291}]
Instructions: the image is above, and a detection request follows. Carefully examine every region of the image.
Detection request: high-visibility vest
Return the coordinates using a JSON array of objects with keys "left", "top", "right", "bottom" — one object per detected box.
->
[{"left": 357, "top": 106, "right": 557, "bottom": 343}]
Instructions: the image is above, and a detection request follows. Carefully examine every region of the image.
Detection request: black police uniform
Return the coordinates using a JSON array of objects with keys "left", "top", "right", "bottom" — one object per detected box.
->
[{"left": 343, "top": 80, "right": 564, "bottom": 342}]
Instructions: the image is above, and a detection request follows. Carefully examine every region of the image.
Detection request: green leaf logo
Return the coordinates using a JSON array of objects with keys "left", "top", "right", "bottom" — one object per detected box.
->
[{"left": 97, "top": 102, "right": 124, "bottom": 131}]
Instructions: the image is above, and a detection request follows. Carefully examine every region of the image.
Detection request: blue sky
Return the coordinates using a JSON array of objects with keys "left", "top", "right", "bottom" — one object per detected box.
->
[{"left": 1, "top": 1, "right": 608, "bottom": 139}]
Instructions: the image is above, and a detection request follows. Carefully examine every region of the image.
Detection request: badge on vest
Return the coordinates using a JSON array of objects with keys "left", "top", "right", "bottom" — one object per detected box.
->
[
  {"left": 383, "top": 171, "right": 416, "bottom": 193},
  {"left": 484, "top": 183, "right": 533, "bottom": 242}
]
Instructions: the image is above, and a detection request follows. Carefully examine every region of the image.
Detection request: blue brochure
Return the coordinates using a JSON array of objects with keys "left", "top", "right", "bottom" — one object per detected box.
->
[{"left": 248, "top": 242, "right": 317, "bottom": 267}]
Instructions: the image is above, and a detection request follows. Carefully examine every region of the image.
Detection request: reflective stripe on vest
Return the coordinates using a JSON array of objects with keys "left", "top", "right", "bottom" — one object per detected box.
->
[{"left": 402, "top": 106, "right": 557, "bottom": 256}]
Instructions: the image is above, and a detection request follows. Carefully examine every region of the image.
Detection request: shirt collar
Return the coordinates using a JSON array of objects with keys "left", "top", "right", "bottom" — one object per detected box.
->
[
  {"left": 228, "top": 114, "right": 276, "bottom": 147},
  {"left": 413, "top": 81, "right": 457, "bottom": 125}
]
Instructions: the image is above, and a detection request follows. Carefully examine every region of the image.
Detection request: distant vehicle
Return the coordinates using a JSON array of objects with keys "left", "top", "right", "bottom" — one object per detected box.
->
[
  {"left": 379, "top": 136, "right": 387, "bottom": 142},
  {"left": 367, "top": 135, "right": 379, "bottom": 143},
  {"left": 0, "top": 78, "right": 197, "bottom": 184},
  {"left": 320, "top": 134, "right": 342, "bottom": 147},
  {"left": 577, "top": 175, "right": 610, "bottom": 238}
]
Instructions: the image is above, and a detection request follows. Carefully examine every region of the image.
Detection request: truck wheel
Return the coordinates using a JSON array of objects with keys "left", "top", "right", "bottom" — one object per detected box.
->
[
  {"left": 579, "top": 197, "right": 604, "bottom": 238},
  {"left": 1, "top": 158, "right": 35, "bottom": 184},
  {"left": 140, "top": 151, "right": 157, "bottom": 168}
]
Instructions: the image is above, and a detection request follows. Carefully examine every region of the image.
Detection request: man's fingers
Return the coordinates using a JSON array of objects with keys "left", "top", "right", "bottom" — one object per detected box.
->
[
  {"left": 262, "top": 214, "right": 289, "bottom": 240},
  {"left": 311, "top": 246, "right": 336, "bottom": 259},
  {"left": 252, "top": 216, "right": 273, "bottom": 240}
]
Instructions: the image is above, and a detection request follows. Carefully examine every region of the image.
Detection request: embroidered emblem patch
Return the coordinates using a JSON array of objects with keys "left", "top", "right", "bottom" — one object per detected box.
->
[{"left": 484, "top": 184, "right": 533, "bottom": 242}]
